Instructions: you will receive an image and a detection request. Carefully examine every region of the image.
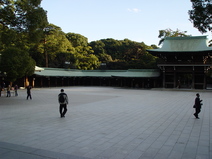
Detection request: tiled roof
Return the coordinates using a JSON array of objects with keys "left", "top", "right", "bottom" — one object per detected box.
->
[
  {"left": 34, "top": 68, "right": 160, "bottom": 78},
  {"left": 147, "top": 36, "right": 212, "bottom": 53}
]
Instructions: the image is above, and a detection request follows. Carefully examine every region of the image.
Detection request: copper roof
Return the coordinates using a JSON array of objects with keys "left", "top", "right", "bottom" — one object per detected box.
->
[
  {"left": 147, "top": 36, "right": 212, "bottom": 53},
  {"left": 34, "top": 68, "right": 160, "bottom": 78}
]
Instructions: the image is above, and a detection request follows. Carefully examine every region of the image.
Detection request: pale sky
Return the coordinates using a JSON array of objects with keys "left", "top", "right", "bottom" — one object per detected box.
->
[{"left": 41, "top": 0, "right": 211, "bottom": 46}]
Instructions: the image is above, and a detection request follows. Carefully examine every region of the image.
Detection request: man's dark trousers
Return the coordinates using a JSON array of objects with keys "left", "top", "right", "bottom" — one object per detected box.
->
[
  {"left": 194, "top": 107, "right": 201, "bottom": 118},
  {"left": 60, "top": 104, "right": 67, "bottom": 117}
]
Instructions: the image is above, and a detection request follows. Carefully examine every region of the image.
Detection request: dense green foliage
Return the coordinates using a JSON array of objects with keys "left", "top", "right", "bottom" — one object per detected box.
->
[
  {"left": 0, "top": 0, "right": 48, "bottom": 48},
  {"left": 0, "top": 47, "right": 36, "bottom": 82},
  {"left": 0, "top": 0, "right": 160, "bottom": 83},
  {"left": 90, "top": 38, "right": 158, "bottom": 69},
  {"left": 0, "top": 0, "right": 48, "bottom": 82},
  {"left": 189, "top": 0, "right": 212, "bottom": 33},
  {"left": 29, "top": 22, "right": 158, "bottom": 70}
]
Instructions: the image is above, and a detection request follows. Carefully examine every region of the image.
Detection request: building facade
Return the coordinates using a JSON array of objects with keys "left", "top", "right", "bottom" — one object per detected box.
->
[
  {"left": 147, "top": 36, "right": 212, "bottom": 89},
  {"left": 32, "top": 68, "right": 161, "bottom": 88}
]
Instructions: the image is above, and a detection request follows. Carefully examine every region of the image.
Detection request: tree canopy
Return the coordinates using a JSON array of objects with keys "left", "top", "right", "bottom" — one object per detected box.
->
[
  {"left": 0, "top": 47, "right": 36, "bottom": 82},
  {"left": 90, "top": 38, "right": 158, "bottom": 69},
  {"left": 189, "top": 0, "right": 212, "bottom": 33},
  {"left": 0, "top": 0, "right": 48, "bottom": 47},
  {"left": 0, "top": 0, "right": 48, "bottom": 83}
]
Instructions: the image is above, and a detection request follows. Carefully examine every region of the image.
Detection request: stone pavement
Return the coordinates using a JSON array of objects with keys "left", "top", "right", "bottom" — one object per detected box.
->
[{"left": 0, "top": 87, "right": 211, "bottom": 159}]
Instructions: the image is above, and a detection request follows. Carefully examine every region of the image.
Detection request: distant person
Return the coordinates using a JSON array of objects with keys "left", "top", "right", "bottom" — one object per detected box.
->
[
  {"left": 14, "top": 85, "right": 18, "bottom": 96},
  {"left": 58, "top": 89, "right": 68, "bottom": 118},
  {"left": 193, "top": 93, "right": 202, "bottom": 119},
  {"left": 6, "top": 85, "right": 11, "bottom": 97},
  {"left": 26, "top": 85, "right": 32, "bottom": 100}
]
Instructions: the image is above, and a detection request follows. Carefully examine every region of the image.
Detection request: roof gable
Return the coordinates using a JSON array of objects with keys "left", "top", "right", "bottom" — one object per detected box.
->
[{"left": 148, "top": 36, "right": 212, "bottom": 52}]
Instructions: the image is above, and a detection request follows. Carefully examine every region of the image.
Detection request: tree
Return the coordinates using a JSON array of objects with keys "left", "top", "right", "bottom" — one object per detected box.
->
[
  {"left": 90, "top": 38, "right": 158, "bottom": 69},
  {"left": 66, "top": 33, "right": 88, "bottom": 47},
  {"left": 66, "top": 33, "right": 100, "bottom": 70},
  {"left": 0, "top": 47, "right": 35, "bottom": 82},
  {"left": 44, "top": 24, "right": 74, "bottom": 67},
  {"left": 89, "top": 40, "right": 105, "bottom": 54},
  {"left": 100, "top": 38, "right": 122, "bottom": 60},
  {"left": 189, "top": 0, "right": 212, "bottom": 33},
  {"left": 120, "top": 41, "right": 158, "bottom": 69},
  {"left": 89, "top": 40, "right": 113, "bottom": 63},
  {"left": 158, "top": 28, "right": 190, "bottom": 45},
  {"left": 0, "top": 0, "right": 48, "bottom": 44},
  {"left": 54, "top": 52, "right": 75, "bottom": 68},
  {"left": 120, "top": 39, "right": 145, "bottom": 61},
  {"left": 75, "top": 53, "right": 100, "bottom": 70},
  {"left": 32, "top": 24, "right": 74, "bottom": 67},
  {"left": 150, "top": 44, "right": 159, "bottom": 49},
  {"left": 0, "top": 0, "right": 48, "bottom": 84}
]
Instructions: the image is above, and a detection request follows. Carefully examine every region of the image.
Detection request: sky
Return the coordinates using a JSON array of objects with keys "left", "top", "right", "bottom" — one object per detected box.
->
[{"left": 41, "top": 0, "right": 211, "bottom": 46}]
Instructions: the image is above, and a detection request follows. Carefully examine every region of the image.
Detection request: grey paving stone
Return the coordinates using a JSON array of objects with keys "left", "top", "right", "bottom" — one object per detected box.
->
[
  {"left": 0, "top": 148, "right": 10, "bottom": 155},
  {"left": 0, "top": 87, "right": 212, "bottom": 159}
]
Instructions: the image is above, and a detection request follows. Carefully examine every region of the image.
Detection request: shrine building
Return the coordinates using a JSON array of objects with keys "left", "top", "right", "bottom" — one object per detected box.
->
[
  {"left": 29, "top": 68, "right": 160, "bottom": 88},
  {"left": 147, "top": 36, "right": 212, "bottom": 89}
]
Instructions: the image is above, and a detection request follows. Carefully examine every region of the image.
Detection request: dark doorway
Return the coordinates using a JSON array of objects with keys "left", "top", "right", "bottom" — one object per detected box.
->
[{"left": 177, "top": 73, "right": 192, "bottom": 88}]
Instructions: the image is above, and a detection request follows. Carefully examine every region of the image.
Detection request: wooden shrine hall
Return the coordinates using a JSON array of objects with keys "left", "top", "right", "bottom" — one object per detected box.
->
[{"left": 147, "top": 36, "right": 212, "bottom": 89}]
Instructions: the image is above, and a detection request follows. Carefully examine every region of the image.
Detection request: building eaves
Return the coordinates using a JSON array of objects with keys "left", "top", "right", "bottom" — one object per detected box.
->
[{"left": 34, "top": 68, "right": 160, "bottom": 78}]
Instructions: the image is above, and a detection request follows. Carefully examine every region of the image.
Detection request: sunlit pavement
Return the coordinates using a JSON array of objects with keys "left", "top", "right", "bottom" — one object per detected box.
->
[{"left": 0, "top": 87, "right": 211, "bottom": 159}]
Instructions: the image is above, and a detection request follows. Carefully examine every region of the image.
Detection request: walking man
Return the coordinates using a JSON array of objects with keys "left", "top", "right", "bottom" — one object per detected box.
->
[
  {"left": 193, "top": 93, "right": 202, "bottom": 119},
  {"left": 58, "top": 89, "right": 68, "bottom": 118},
  {"left": 26, "top": 85, "right": 32, "bottom": 100}
]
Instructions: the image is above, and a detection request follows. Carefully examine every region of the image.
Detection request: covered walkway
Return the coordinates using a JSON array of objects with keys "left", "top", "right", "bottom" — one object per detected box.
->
[{"left": 32, "top": 69, "right": 161, "bottom": 88}]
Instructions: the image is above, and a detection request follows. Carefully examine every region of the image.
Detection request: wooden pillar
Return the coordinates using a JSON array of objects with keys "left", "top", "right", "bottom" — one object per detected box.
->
[
  {"left": 192, "top": 66, "right": 195, "bottom": 89},
  {"left": 154, "top": 79, "right": 156, "bottom": 88},
  {"left": 174, "top": 69, "right": 176, "bottom": 88},
  {"left": 163, "top": 68, "right": 165, "bottom": 88},
  {"left": 131, "top": 79, "right": 134, "bottom": 88},
  {"left": 55, "top": 78, "right": 57, "bottom": 87},
  {"left": 204, "top": 74, "right": 206, "bottom": 89},
  {"left": 62, "top": 78, "right": 64, "bottom": 86},
  {"left": 204, "top": 66, "right": 207, "bottom": 89},
  {"left": 40, "top": 77, "right": 43, "bottom": 87},
  {"left": 48, "top": 77, "right": 50, "bottom": 87}
]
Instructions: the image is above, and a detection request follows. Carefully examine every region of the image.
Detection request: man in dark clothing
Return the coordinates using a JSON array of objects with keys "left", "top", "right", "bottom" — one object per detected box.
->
[
  {"left": 193, "top": 93, "right": 202, "bottom": 119},
  {"left": 26, "top": 85, "right": 32, "bottom": 100},
  {"left": 58, "top": 89, "right": 68, "bottom": 118}
]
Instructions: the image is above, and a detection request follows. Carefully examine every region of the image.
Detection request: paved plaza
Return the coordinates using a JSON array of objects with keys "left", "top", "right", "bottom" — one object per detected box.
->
[{"left": 0, "top": 87, "right": 212, "bottom": 159}]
